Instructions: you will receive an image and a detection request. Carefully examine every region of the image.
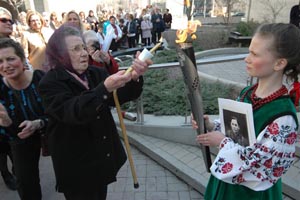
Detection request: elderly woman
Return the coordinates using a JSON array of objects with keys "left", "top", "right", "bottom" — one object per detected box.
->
[
  {"left": 20, "top": 10, "right": 52, "bottom": 70},
  {"left": 82, "top": 30, "right": 118, "bottom": 75},
  {"left": 0, "top": 38, "right": 46, "bottom": 199},
  {"left": 38, "top": 24, "right": 151, "bottom": 200}
]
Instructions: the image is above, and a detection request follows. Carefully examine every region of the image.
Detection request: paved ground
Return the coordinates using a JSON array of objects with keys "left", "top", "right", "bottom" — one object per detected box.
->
[{"left": 0, "top": 144, "right": 203, "bottom": 200}]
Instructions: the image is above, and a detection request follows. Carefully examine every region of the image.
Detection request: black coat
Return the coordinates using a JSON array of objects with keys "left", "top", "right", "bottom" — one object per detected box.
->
[{"left": 38, "top": 66, "right": 143, "bottom": 193}]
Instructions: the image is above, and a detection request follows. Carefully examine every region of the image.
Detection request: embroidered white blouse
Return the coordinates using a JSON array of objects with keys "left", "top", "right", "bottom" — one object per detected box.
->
[{"left": 210, "top": 115, "right": 298, "bottom": 191}]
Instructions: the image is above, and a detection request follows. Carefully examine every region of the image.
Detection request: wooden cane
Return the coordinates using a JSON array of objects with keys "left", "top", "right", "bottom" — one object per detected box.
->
[{"left": 113, "top": 40, "right": 163, "bottom": 188}]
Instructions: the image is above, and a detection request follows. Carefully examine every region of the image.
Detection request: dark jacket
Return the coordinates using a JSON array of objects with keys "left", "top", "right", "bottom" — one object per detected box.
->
[
  {"left": 125, "top": 20, "right": 137, "bottom": 36},
  {"left": 38, "top": 66, "right": 143, "bottom": 193}
]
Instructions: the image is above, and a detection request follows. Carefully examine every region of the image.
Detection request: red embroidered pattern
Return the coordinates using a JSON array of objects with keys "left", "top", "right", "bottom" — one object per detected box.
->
[
  {"left": 267, "top": 122, "right": 280, "bottom": 135},
  {"left": 286, "top": 132, "right": 297, "bottom": 145},
  {"left": 240, "top": 83, "right": 288, "bottom": 110},
  {"left": 222, "top": 162, "right": 233, "bottom": 174}
]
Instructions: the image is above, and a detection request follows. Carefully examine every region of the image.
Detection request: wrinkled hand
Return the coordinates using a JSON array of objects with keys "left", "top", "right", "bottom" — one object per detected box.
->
[
  {"left": 130, "top": 51, "right": 152, "bottom": 81},
  {"left": 91, "top": 50, "right": 110, "bottom": 64},
  {"left": 104, "top": 70, "right": 132, "bottom": 92},
  {"left": 196, "top": 131, "right": 225, "bottom": 147},
  {"left": 0, "top": 103, "right": 12, "bottom": 127},
  {"left": 17, "top": 120, "right": 40, "bottom": 139}
]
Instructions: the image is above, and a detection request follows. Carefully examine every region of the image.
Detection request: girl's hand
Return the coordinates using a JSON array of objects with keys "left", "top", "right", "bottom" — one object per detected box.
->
[
  {"left": 196, "top": 131, "right": 225, "bottom": 147},
  {"left": 191, "top": 114, "right": 214, "bottom": 131}
]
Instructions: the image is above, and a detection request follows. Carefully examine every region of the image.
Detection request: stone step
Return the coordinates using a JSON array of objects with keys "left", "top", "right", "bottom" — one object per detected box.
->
[{"left": 120, "top": 129, "right": 299, "bottom": 200}]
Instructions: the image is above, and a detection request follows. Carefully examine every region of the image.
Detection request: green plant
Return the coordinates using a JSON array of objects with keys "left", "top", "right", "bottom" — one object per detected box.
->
[
  {"left": 235, "top": 21, "right": 260, "bottom": 36},
  {"left": 122, "top": 68, "right": 237, "bottom": 115}
]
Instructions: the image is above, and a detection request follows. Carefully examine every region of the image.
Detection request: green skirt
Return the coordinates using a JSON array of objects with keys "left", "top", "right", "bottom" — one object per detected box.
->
[{"left": 204, "top": 176, "right": 282, "bottom": 200}]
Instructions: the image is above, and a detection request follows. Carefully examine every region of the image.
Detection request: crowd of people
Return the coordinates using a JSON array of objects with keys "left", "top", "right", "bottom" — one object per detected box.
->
[
  {"left": 0, "top": 3, "right": 299, "bottom": 200},
  {"left": 10, "top": 6, "right": 173, "bottom": 54}
]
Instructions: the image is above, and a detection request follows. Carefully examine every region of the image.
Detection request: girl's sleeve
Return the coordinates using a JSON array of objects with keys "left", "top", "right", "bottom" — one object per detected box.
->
[{"left": 210, "top": 115, "right": 298, "bottom": 191}]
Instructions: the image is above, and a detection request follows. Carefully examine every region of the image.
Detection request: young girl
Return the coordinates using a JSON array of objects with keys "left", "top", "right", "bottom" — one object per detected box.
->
[{"left": 194, "top": 23, "right": 300, "bottom": 199}]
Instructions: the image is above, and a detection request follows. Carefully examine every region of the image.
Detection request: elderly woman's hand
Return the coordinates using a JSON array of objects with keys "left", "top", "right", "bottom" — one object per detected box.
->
[
  {"left": 90, "top": 50, "right": 110, "bottom": 64},
  {"left": 130, "top": 51, "right": 153, "bottom": 81},
  {"left": 104, "top": 70, "right": 132, "bottom": 92},
  {"left": 196, "top": 131, "right": 225, "bottom": 147}
]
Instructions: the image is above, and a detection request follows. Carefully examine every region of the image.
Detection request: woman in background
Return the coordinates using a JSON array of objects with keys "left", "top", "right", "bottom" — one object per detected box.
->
[
  {"left": 20, "top": 11, "right": 51, "bottom": 70},
  {"left": 83, "top": 30, "right": 118, "bottom": 75}
]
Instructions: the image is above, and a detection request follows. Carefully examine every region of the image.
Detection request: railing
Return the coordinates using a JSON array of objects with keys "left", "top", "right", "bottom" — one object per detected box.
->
[{"left": 115, "top": 48, "right": 249, "bottom": 124}]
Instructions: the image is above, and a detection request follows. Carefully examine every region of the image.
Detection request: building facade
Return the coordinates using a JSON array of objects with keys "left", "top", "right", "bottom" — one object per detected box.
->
[{"left": 246, "top": 0, "right": 299, "bottom": 23}]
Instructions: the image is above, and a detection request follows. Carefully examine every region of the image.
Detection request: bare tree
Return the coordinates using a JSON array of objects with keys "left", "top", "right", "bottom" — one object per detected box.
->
[
  {"left": 0, "top": 0, "right": 25, "bottom": 20},
  {"left": 215, "top": 0, "right": 245, "bottom": 24},
  {"left": 7, "top": 0, "right": 23, "bottom": 7},
  {"left": 258, "top": 0, "right": 287, "bottom": 23}
]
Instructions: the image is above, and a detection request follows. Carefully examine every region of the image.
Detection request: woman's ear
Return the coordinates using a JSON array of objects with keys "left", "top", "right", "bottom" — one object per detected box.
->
[{"left": 274, "top": 58, "right": 288, "bottom": 71}]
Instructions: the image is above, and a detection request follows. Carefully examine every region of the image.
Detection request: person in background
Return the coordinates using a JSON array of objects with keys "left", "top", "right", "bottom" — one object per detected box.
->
[
  {"left": 102, "top": 16, "right": 110, "bottom": 35},
  {"left": 0, "top": 7, "right": 17, "bottom": 191},
  {"left": 0, "top": 38, "right": 47, "bottom": 200},
  {"left": 139, "top": 9, "right": 148, "bottom": 45},
  {"left": 38, "top": 24, "right": 152, "bottom": 200},
  {"left": 42, "top": 12, "right": 51, "bottom": 28},
  {"left": 163, "top": 8, "right": 172, "bottom": 30},
  {"left": 118, "top": 18, "right": 127, "bottom": 48},
  {"left": 86, "top": 10, "right": 98, "bottom": 31},
  {"left": 17, "top": 11, "right": 28, "bottom": 32},
  {"left": 193, "top": 23, "right": 300, "bottom": 200},
  {"left": 83, "top": 30, "right": 119, "bottom": 75},
  {"left": 106, "top": 16, "right": 122, "bottom": 52},
  {"left": 49, "top": 12, "right": 61, "bottom": 31},
  {"left": 133, "top": 13, "right": 141, "bottom": 46},
  {"left": 141, "top": 15, "right": 152, "bottom": 46},
  {"left": 96, "top": 24, "right": 105, "bottom": 48},
  {"left": 78, "top": 11, "right": 87, "bottom": 24},
  {"left": 63, "top": 10, "right": 85, "bottom": 32},
  {"left": 60, "top": 12, "right": 66, "bottom": 24},
  {"left": 125, "top": 14, "right": 137, "bottom": 48},
  {"left": 151, "top": 8, "right": 164, "bottom": 44},
  {"left": 290, "top": 1, "right": 300, "bottom": 28},
  {"left": 20, "top": 11, "right": 51, "bottom": 70}
]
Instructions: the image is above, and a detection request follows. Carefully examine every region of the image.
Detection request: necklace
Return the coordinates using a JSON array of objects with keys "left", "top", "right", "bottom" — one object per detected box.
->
[{"left": 240, "top": 83, "right": 288, "bottom": 110}]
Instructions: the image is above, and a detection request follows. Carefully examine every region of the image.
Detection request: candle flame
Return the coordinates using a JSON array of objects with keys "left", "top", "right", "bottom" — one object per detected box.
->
[{"left": 175, "top": 20, "right": 202, "bottom": 43}]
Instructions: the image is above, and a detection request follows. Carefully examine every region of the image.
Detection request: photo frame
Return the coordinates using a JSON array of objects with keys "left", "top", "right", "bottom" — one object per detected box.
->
[{"left": 218, "top": 98, "right": 256, "bottom": 146}]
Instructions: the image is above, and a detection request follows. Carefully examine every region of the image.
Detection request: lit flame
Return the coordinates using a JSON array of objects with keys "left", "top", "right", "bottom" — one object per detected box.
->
[{"left": 175, "top": 20, "right": 202, "bottom": 43}]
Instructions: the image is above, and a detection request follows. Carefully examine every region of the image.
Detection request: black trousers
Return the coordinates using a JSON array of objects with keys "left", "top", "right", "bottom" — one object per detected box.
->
[
  {"left": 127, "top": 36, "right": 136, "bottom": 48},
  {"left": 109, "top": 39, "right": 119, "bottom": 52},
  {"left": 152, "top": 30, "right": 162, "bottom": 44},
  {"left": 64, "top": 185, "right": 108, "bottom": 200},
  {"left": 10, "top": 138, "right": 41, "bottom": 200},
  {"left": 0, "top": 141, "right": 13, "bottom": 173}
]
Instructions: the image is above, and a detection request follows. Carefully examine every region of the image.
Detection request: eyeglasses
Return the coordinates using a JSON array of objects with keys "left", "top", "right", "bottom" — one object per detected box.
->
[
  {"left": 0, "top": 18, "right": 13, "bottom": 24},
  {"left": 30, "top": 19, "right": 41, "bottom": 23},
  {"left": 68, "top": 44, "right": 87, "bottom": 53}
]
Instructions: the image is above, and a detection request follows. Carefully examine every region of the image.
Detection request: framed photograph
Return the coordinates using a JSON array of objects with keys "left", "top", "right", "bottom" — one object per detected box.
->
[{"left": 218, "top": 98, "right": 256, "bottom": 146}]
